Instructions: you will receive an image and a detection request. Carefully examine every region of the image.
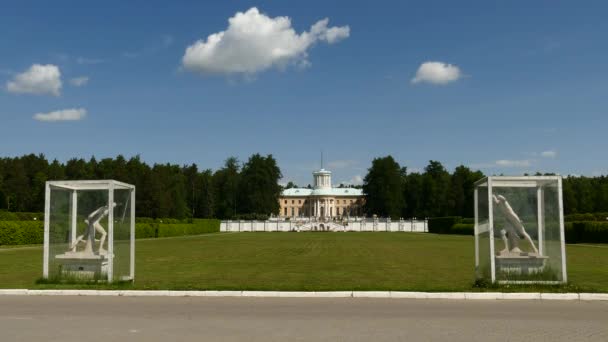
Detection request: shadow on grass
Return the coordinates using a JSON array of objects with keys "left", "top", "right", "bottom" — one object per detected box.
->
[{"left": 35, "top": 275, "right": 134, "bottom": 290}]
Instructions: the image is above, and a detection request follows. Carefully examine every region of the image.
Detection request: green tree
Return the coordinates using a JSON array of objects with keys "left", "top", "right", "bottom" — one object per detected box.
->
[
  {"left": 402, "top": 170, "right": 423, "bottom": 218},
  {"left": 238, "top": 154, "right": 282, "bottom": 216},
  {"left": 421, "top": 160, "right": 451, "bottom": 217},
  {"left": 197, "top": 169, "right": 215, "bottom": 218},
  {"left": 285, "top": 181, "right": 297, "bottom": 189},
  {"left": 362, "top": 156, "right": 404, "bottom": 219},
  {"left": 213, "top": 157, "right": 241, "bottom": 219},
  {"left": 450, "top": 165, "right": 484, "bottom": 217}
]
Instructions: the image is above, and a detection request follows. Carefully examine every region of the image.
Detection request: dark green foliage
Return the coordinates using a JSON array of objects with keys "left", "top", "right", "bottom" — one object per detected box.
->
[
  {"left": 0, "top": 153, "right": 284, "bottom": 220},
  {"left": 284, "top": 181, "right": 297, "bottom": 189},
  {"left": 156, "top": 220, "right": 220, "bottom": 238},
  {"left": 237, "top": 154, "right": 282, "bottom": 217},
  {"left": 363, "top": 156, "right": 405, "bottom": 219},
  {"left": 0, "top": 219, "right": 220, "bottom": 245},
  {"left": 565, "top": 213, "right": 608, "bottom": 222},
  {"left": 373, "top": 160, "right": 485, "bottom": 219},
  {"left": 450, "top": 223, "right": 474, "bottom": 235},
  {"left": 565, "top": 221, "right": 608, "bottom": 244},
  {"left": 428, "top": 216, "right": 462, "bottom": 234},
  {"left": 420, "top": 161, "right": 451, "bottom": 218},
  {"left": 428, "top": 217, "right": 473, "bottom": 235},
  {"left": 234, "top": 213, "right": 270, "bottom": 221},
  {"left": 0, "top": 211, "right": 43, "bottom": 221},
  {"left": 212, "top": 157, "right": 241, "bottom": 219},
  {"left": 0, "top": 221, "right": 44, "bottom": 245}
]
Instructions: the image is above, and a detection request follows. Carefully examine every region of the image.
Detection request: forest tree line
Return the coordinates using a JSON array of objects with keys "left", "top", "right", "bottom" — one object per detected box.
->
[
  {"left": 0, "top": 154, "right": 606, "bottom": 219},
  {"left": 0, "top": 154, "right": 281, "bottom": 219},
  {"left": 362, "top": 156, "right": 608, "bottom": 219}
]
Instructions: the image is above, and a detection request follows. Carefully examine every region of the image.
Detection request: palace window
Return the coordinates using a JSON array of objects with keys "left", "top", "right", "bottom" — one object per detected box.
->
[
  {"left": 292, "top": 200, "right": 294, "bottom": 204},
  {"left": 284, "top": 207, "right": 287, "bottom": 216},
  {"left": 298, "top": 200, "right": 301, "bottom": 204}
]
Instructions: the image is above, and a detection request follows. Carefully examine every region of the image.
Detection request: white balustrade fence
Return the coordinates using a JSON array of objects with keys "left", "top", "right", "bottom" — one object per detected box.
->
[{"left": 220, "top": 219, "right": 428, "bottom": 233}]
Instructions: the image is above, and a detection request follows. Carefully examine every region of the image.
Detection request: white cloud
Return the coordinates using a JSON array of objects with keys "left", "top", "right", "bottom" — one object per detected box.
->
[
  {"left": 495, "top": 159, "right": 532, "bottom": 168},
  {"left": 411, "top": 61, "right": 462, "bottom": 85},
  {"left": 541, "top": 150, "right": 557, "bottom": 158},
  {"left": 69, "top": 76, "right": 89, "bottom": 87},
  {"left": 182, "top": 7, "right": 350, "bottom": 75},
  {"left": 339, "top": 174, "right": 363, "bottom": 186},
  {"left": 310, "top": 18, "right": 350, "bottom": 44},
  {"left": 6, "top": 64, "right": 62, "bottom": 96},
  {"left": 33, "top": 108, "right": 87, "bottom": 122},
  {"left": 350, "top": 175, "right": 363, "bottom": 185}
]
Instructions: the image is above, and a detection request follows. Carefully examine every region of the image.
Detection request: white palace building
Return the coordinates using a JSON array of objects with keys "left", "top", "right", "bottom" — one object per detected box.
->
[{"left": 279, "top": 168, "right": 365, "bottom": 218}]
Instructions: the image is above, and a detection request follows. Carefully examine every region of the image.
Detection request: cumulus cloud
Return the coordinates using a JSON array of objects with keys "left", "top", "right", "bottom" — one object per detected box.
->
[
  {"left": 350, "top": 175, "right": 364, "bottom": 185},
  {"left": 541, "top": 150, "right": 557, "bottom": 158},
  {"left": 69, "top": 76, "right": 89, "bottom": 87},
  {"left": 339, "top": 175, "right": 363, "bottom": 186},
  {"left": 182, "top": 7, "right": 350, "bottom": 75},
  {"left": 495, "top": 159, "right": 532, "bottom": 168},
  {"left": 6, "top": 64, "right": 62, "bottom": 96},
  {"left": 411, "top": 61, "right": 462, "bottom": 85},
  {"left": 33, "top": 108, "right": 87, "bottom": 122}
]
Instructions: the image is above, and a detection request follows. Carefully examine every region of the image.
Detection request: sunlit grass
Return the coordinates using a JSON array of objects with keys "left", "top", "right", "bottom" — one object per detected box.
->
[{"left": 1, "top": 233, "right": 606, "bottom": 292}]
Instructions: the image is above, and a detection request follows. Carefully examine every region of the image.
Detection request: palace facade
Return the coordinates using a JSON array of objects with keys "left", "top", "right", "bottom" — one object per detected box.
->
[{"left": 279, "top": 168, "right": 365, "bottom": 218}]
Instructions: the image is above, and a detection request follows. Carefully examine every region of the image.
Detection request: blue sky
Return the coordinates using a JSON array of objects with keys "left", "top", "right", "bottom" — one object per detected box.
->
[{"left": 1, "top": 1, "right": 607, "bottom": 186}]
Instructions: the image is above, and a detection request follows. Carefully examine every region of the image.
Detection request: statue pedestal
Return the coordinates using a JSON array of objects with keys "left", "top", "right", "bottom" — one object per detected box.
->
[
  {"left": 55, "top": 252, "right": 108, "bottom": 279},
  {"left": 495, "top": 252, "right": 548, "bottom": 275}
]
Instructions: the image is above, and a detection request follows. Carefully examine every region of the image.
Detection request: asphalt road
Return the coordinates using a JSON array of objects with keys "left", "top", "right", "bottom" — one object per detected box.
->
[{"left": 1, "top": 296, "right": 607, "bottom": 341}]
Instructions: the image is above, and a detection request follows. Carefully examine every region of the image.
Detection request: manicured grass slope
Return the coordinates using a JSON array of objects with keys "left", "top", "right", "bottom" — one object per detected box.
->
[{"left": 0, "top": 233, "right": 607, "bottom": 291}]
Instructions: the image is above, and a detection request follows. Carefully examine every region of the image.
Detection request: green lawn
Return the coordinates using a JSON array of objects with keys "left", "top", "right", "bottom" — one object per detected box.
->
[{"left": 1, "top": 233, "right": 607, "bottom": 292}]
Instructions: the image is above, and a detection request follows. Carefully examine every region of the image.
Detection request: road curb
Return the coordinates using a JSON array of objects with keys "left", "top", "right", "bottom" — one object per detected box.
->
[{"left": 1, "top": 289, "right": 607, "bottom": 300}]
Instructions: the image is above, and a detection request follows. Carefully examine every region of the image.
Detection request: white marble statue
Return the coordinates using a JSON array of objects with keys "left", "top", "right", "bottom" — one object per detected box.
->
[
  {"left": 493, "top": 194, "right": 539, "bottom": 255},
  {"left": 70, "top": 202, "right": 117, "bottom": 254}
]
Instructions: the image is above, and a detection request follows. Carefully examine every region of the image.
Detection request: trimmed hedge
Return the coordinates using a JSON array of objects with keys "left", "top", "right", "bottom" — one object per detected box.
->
[
  {"left": 565, "top": 213, "right": 608, "bottom": 222},
  {"left": 428, "top": 217, "right": 608, "bottom": 242},
  {"left": 0, "top": 211, "right": 43, "bottom": 221},
  {"left": 0, "top": 219, "right": 221, "bottom": 246},
  {"left": 428, "top": 216, "right": 462, "bottom": 234},
  {"left": 0, "top": 221, "right": 44, "bottom": 245},
  {"left": 565, "top": 221, "right": 608, "bottom": 244},
  {"left": 134, "top": 220, "right": 221, "bottom": 239},
  {"left": 450, "top": 223, "right": 474, "bottom": 235}
]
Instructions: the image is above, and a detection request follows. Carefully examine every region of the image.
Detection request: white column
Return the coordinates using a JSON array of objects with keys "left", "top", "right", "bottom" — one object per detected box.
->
[
  {"left": 537, "top": 186, "right": 545, "bottom": 256},
  {"left": 474, "top": 188, "right": 479, "bottom": 272},
  {"left": 487, "top": 178, "right": 496, "bottom": 283},
  {"left": 558, "top": 177, "right": 568, "bottom": 283},
  {"left": 43, "top": 183, "right": 51, "bottom": 279},
  {"left": 130, "top": 188, "right": 136, "bottom": 282},
  {"left": 70, "top": 190, "right": 78, "bottom": 245},
  {"left": 108, "top": 185, "right": 114, "bottom": 283}
]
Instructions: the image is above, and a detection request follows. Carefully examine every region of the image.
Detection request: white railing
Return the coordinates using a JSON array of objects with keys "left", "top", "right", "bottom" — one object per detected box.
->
[{"left": 220, "top": 218, "right": 428, "bottom": 233}]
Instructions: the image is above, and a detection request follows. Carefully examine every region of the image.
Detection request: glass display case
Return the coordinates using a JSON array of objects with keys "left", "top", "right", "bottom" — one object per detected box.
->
[
  {"left": 474, "top": 176, "right": 567, "bottom": 284},
  {"left": 43, "top": 180, "right": 135, "bottom": 282}
]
